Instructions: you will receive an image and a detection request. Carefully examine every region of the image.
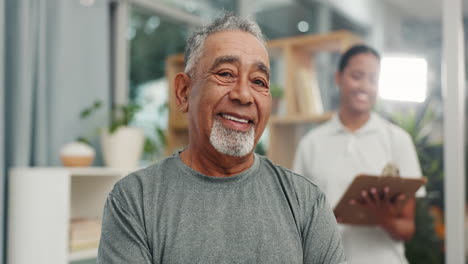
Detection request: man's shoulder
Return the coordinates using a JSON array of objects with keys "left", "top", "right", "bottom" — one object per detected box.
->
[{"left": 110, "top": 155, "right": 180, "bottom": 198}]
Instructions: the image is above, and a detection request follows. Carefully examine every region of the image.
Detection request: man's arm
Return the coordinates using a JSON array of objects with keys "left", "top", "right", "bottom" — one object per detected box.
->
[
  {"left": 302, "top": 192, "right": 346, "bottom": 264},
  {"left": 97, "top": 194, "right": 152, "bottom": 264}
]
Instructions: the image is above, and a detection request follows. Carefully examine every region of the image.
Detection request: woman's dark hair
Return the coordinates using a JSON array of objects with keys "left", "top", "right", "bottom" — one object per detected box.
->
[{"left": 338, "top": 44, "right": 380, "bottom": 72}]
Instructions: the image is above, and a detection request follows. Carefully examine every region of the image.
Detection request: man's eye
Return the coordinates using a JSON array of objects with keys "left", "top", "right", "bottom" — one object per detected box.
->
[
  {"left": 218, "top": 72, "right": 234, "bottom": 78},
  {"left": 253, "top": 79, "right": 267, "bottom": 87}
]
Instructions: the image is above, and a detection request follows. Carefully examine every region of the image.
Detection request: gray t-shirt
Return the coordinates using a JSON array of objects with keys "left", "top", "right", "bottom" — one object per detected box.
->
[{"left": 97, "top": 153, "right": 345, "bottom": 264}]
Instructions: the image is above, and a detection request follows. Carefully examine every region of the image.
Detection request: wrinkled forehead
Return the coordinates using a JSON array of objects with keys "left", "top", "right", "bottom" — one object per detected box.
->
[{"left": 202, "top": 30, "right": 270, "bottom": 69}]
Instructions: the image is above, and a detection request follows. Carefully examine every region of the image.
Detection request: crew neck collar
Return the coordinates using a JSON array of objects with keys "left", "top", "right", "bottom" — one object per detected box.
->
[{"left": 174, "top": 151, "right": 260, "bottom": 186}]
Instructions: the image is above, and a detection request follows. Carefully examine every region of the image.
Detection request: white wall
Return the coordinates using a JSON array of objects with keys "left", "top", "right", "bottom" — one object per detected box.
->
[
  {"left": 326, "top": 0, "right": 385, "bottom": 49},
  {"left": 326, "top": 0, "right": 423, "bottom": 53},
  {"left": 327, "top": 0, "right": 376, "bottom": 26},
  {"left": 380, "top": 2, "right": 405, "bottom": 51}
]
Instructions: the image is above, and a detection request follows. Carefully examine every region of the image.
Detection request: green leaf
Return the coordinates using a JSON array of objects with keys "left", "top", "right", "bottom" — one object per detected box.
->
[
  {"left": 156, "top": 128, "right": 167, "bottom": 146},
  {"left": 80, "top": 99, "right": 103, "bottom": 119},
  {"left": 143, "top": 137, "right": 157, "bottom": 154},
  {"left": 80, "top": 109, "right": 91, "bottom": 119},
  {"left": 76, "top": 136, "right": 91, "bottom": 146},
  {"left": 109, "top": 121, "right": 122, "bottom": 134},
  {"left": 94, "top": 100, "right": 102, "bottom": 109}
]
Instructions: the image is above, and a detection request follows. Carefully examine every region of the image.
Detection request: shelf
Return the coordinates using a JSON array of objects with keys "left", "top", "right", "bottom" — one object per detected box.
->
[
  {"left": 267, "top": 30, "right": 361, "bottom": 53},
  {"left": 69, "top": 167, "right": 135, "bottom": 177},
  {"left": 8, "top": 168, "right": 124, "bottom": 264},
  {"left": 269, "top": 112, "right": 333, "bottom": 125},
  {"left": 11, "top": 167, "right": 136, "bottom": 178},
  {"left": 69, "top": 248, "right": 98, "bottom": 262}
]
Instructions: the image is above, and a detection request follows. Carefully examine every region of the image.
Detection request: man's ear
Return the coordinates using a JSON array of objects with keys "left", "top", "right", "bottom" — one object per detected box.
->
[{"left": 174, "top": 73, "right": 191, "bottom": 113}]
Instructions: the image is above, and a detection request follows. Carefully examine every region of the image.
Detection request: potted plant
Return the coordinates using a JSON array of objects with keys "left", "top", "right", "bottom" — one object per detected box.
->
[
  {"left": 100, "top": 103, "right": 145, "bottom": 169},
  {"left": 77, "top": 100, "right": 103, "bottom": 145},
  {"left": 60, "top": 100, "right": 103, "bottom": 167},
  {"left": 78, "top": 99, "right": 169, "bottom": 169},
  {"left": 141, "top": 102, "right": 168, "bottom": 163}
]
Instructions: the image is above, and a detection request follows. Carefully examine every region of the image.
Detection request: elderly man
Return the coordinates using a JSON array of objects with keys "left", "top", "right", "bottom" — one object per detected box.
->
[{"left": 97, "top": 13, "right": 345, "bottom": 264}]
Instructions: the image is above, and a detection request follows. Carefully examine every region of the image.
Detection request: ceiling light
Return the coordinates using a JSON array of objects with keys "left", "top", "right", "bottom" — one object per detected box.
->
[{"left": 297, "top": 21, "right": 309, "bottom": 33}]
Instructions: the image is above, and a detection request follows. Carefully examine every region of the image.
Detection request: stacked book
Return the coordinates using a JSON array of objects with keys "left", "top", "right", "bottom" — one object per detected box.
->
[
  {"left": 69, "top": 218, "right": 102, "bottom": 252},
  {"left": 295, "top": 68, "right": 324, "bottom": 116}
]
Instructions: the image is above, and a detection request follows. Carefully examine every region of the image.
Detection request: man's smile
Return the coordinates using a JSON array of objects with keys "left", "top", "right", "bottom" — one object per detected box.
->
[{"left": 217, "top": 113, "right": 254, "bottom": 132}]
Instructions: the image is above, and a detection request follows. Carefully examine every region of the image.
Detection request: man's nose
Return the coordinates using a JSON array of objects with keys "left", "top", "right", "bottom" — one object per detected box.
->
[{"left": 229, "top": 78, "right": 254, "bottom": 105}]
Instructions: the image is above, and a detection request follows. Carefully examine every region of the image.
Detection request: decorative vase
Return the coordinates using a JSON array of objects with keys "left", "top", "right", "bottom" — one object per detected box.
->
[
  {"left": 100, "top": 126, "right": 144, "bottom": 169},
  {"left": 60, "top": 141, "right": 95, "bottom": 167}
]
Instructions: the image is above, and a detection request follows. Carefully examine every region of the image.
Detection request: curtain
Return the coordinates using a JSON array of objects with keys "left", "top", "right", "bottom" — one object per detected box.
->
[
  {"left": 2, "top": 0, "right": 111, "bottom": 262},
  {"left": 0, "top": 0, "right": 5, "bottom": 261}
]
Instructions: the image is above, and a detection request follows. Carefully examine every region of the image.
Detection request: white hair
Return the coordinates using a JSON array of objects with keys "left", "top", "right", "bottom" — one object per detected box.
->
[
  {"left": 209, "top": 118, "right": 255, "bottom": 157},
  {"left": 184, "top": 12, "right": 266, "bottom": 76}
]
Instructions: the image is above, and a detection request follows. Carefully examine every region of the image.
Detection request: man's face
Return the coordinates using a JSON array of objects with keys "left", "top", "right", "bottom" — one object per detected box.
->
[
  {"left": 336, "top": 53, "right": 380, "bottom": 115},
  {"left": 187, "top": 30, "right": 271, "bottom": 157}
]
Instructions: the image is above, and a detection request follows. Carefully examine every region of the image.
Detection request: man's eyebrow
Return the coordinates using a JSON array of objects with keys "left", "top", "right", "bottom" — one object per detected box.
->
[
  {"left": 209, "top": 56, "right": 240, "bottom": 71},
  {"left": 209, "top": 55, "right": 270, "bottom": 80},
  {"left": 256, "top": 62, "right": 270, "bottom": 80}
]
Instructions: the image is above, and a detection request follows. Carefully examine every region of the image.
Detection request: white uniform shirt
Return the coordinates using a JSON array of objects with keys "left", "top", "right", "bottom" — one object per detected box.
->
[{"left": 293, "top": 113, "right": 425, "bottom": 264}]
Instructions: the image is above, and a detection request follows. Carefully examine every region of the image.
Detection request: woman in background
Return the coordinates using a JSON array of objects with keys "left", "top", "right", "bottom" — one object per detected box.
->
[{"left": 293, "top": 44, "right": 425, "bottom": 264}]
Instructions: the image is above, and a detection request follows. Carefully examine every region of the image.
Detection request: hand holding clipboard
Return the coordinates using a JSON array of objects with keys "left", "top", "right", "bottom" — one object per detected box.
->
[{"left": 333, "top": 164, "right": 426, "bottom": 226}]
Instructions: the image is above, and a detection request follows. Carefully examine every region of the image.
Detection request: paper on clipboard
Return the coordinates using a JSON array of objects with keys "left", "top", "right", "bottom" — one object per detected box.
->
[{"left": 333, "top": 174, "right": 427, "bottom": 225}]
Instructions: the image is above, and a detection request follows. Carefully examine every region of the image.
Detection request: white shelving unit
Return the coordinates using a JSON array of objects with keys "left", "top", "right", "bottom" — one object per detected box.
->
[
  {"left": 7, "top": 167, "right": 133, "bottom": 264},
  {"left": 68, "top": 248, "right": 99, "bottom": 262}
]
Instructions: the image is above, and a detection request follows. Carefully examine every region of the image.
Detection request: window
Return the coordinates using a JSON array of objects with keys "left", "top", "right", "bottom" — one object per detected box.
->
[
  {"left": 129, "top": 7, "right": 190, "bottom": 161},
  {"left": 379, "top": 56, "right": 428, "bottom": 103}
]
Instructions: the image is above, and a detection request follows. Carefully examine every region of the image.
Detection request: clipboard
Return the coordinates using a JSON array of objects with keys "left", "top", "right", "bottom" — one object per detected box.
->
[{"left": 333, "top": 174, "right": 427, "bottom": 225}]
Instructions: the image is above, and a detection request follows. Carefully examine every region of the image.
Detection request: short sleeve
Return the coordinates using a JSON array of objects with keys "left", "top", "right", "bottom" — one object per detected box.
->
[
  {"left": 302, "top": 192, "right": 347, "bottom": 264},
  {"left": 97, "top": 194, "right": 152, "bottom": 264}
]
